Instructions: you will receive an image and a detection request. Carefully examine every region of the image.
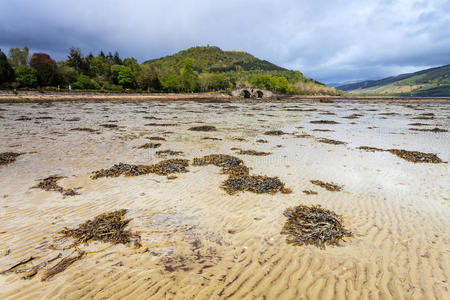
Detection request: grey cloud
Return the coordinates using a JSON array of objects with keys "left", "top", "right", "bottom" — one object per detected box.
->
[{"left": 0, "top": 0, "right": 449, "bottom": 84}]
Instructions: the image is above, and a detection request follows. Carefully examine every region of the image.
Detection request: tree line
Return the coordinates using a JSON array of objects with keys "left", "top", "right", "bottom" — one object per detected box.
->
[{"left": 0, "top": 46, "right": 342, "bottom": 95}]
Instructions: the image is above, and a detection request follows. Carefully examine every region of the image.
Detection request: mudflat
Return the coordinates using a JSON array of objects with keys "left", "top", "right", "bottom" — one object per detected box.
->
[{"left": 0, "top": 99, "right": 448, "bottom": 299}]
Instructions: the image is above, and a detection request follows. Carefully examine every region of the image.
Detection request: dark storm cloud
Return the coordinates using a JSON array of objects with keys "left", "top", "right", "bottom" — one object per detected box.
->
[{"left": 1, "top": 0, "right": 449, "bottom": 83}]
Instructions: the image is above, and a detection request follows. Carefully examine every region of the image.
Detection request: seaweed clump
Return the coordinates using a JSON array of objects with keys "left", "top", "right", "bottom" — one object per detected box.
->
[
  {"left": 409, "top": 127, "right": 447, "bottom": 133},
  {"left": 0, "top": 152, "right": 23, "bottom": 166},
  {"left": 358, "top": 146, "right": 445, "bottom": 163},
  {"left": 91, "top": 159, "right": 189, "bottom": 179},
  {"left": 70, "top": 127, "right": 97, "bottom": 133},
  {"left": 34, "top": 176, "right": 79, "bottom": 196},
  {"left": 193, "top": 154, "right": 290, "bottom": 194},
  {"left": 387, "top": 149, "right": 444, "bottom": 163},
  {"left": 317, "top": 138, "right": 347, "bottom": 145},
  {"left": 357, "top": 146, "right": 384, "bottom": 152},
  {"left": 100, "top": 123, "right": 118, "bottom": 128},
  {"left": 237, "top": 149, "right": 271, "bottom": 156},
  {"left": 281, "top": 204, "right": 353, "bottom": 248},
  {"left": 189, "top": 125, "right": 217, "bottom": 131},
  {"left": 264, "top": 130, "right": 286, "bottom": 136},
  {"left": 222, "top": 175, "right": 288, "bottom": 195},
  {"left": 311, "top": 180, "right": 343, "bottom": 191},
  {"left": 156, "top": 149, "right": 183, "bottom": 157},
  {"left": 146, "top": 136, "right": 166, "bottom": 141},
  {"left": 138, "top": 142, "right": 161, "bottom": 149},
  {"left": 310, "top": 120, "right": 340, "bottom": 124},
  {"left": 193, "top": 154, "right": 243, "bottom": 168},
  {"left": 56, "top": 209, "right": 141, "bottom": 249}
]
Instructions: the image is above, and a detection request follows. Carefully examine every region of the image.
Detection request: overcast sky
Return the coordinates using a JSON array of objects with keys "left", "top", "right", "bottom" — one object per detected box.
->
[{"left": 1, "top": 0, "right": 449, "bottom": 84}]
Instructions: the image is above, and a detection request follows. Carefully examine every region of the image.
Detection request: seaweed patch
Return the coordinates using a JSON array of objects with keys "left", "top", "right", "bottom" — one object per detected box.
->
[
  {"left": 189, "top": 125, "right": 217, "bottom": 131},
  {"left": 138, "top": 142, "right": 162, "bottom": 149},
  {"left": 281, "top": 204, "right": 353, "bottom": 248},
  {"left": 91, "top": 159, "right": 189, "bottom": 179},
  {"left": 34, "top": 176, "right": 79, "bottom": 196},
  {"left": 0, "top": 152, "right": 23, "bottom": 166},
  {"left": 310, "top": 180, "right": 343, "bottom": 191},
  {"left": 264, "top": 130, "right": 286, "bottom": 136}
]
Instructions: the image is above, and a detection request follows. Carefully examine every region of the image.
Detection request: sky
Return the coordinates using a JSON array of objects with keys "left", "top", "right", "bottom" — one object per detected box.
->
[{"left": 1, "top": 0, "right": 449, "bottom": 84}]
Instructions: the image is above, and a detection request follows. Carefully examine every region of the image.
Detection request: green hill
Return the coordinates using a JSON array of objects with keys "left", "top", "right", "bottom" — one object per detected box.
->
[
  {"left": 337, "top": 65, "right": 450, "bottom": 97},
  {"left": 143, "top": 46, "right": 340, "bottom": 95},
  {"left": 144, "top": 46, "right": 285, "bottom": 73}
]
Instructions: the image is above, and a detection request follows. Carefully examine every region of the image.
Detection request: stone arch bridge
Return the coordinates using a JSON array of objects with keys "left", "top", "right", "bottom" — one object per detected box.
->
[{"left": 231, "top": 88, "right": 273, "bottom": 99}]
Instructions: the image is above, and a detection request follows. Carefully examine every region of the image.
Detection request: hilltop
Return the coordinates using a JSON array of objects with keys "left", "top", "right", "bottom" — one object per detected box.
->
[{"left": 338, "top": 65, "right": 450, "bottom": 97}]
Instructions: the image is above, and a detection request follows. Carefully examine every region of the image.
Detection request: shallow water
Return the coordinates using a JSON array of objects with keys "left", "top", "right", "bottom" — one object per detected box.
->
[{"left": 0, "top": 99, "right": 449, "bottom": 299}]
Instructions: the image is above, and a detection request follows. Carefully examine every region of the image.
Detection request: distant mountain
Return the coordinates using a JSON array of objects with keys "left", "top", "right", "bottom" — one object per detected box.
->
[{"left": 337, "top": 65, "right": 450, "bottom": 97}]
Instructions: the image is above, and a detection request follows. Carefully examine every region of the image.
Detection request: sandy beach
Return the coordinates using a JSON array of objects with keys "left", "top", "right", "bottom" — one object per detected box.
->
[{"left": 0, "top": 98, "right": 449, "bottom": 299}]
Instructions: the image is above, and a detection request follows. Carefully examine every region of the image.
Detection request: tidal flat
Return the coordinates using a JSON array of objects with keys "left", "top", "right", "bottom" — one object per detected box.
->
[{"left": 0, "top": 99, "right": 449, "bottom": 299}]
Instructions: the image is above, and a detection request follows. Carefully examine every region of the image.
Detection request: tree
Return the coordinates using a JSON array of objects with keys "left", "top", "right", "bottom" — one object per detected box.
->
[
  {"left": 89, "top": 56, "right": 108, "bottom": 76},
  {"left": 181, "top": 58, "right": 199, "bottom": 92},
  {"left": 251, "top": 74, "right": 274, "bottom": 90},
  {"left": 15, "top": 65, "right": 38, "bottom": 87},
  {"left": 67, "top": 47, "right": 84, "bottom": 73},
  {"left": 161, "top": 72, "right": 181, "bottom": 92},
  {"left": 72, "top": 74, "right": 100, "bottom": 89},
  {"left": 137, "top": 64, "right": 161, "bottom": 91},
  {"left": 117, "top": 66, "right": 135, "bottom": 88},
  {"left": 113, "top": 51, "right": 122, "bottom": 65},
  {"left": 0, "top": 50, "right": 15, "bottom": 84},
  {"left": 212, "top": 73, "right": 231, "bottom": 90},
  {"left": 199, "top": 73, "right": 213, "bottom": 91},
  {"left": 59, "top": 66, "right": 79, "bottom": 85},
  {"left": 8, "top": 47, "right": 29, "bottom": 68},
  {"left": 30, "top": 53, "right": 57, "bottom": 86}
]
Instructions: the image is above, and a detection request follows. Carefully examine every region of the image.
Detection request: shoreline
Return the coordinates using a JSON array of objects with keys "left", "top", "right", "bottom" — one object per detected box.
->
[{"left": 0, "top": 91, "right": 449, "bottom": 103}]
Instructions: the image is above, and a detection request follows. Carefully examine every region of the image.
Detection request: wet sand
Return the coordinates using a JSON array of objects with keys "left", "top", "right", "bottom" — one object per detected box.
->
[{"left": 0, "top": 99, "right": 449, "bottom": 299}]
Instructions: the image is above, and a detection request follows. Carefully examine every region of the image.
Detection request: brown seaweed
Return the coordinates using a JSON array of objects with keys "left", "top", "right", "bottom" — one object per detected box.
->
[
  {"left": 70, "top": 127, "right": 97, "bottom": 133},
  {"left": 237, "top": 149, "right": 272, "bottom": 156},
  {"left": 256, "top": 139, "right": 268, "bottom": 143},
  {"left": 55, "top": 209, "right": 141, "bottom": 249},
  {"left": 138, "top": 142, "right": 162, "bottom": 149},
  {"left": 189, "top": 125, "right": 217, "bottom": 131},
  {"left": 146, "top": 136, "right": 166, "bottom": 141},
  {"left": 281, "top": 204, "right": 353, "bottom": 248},
  {"left": 156, "top": 149, "right": 183, "bottom": 157},
  {"left": 100, "top": 123, "right": 118, "bottom": 128},
  {"left": 387, "top": 149, "right": 444, "bottom": 163},
  {"left": 317, "top": 138, "right": 347, "bottom": 145},
  {"left": 0, "top": 152, "right": 23, "bottom": 166},
  {"left": 264, "top": 130, "right": 286, "bottom": 136},
  {"left": 222, "top": 175, "right": 288, "bottom": 195},
  {"left": 357, "top": 146, "right": 384, "bottom": 152},
  {"left": 310, "top": 180, "right": 343, "bottom": 191},
  {"left": 202, "top": 137, "right": 222, "bottom": 141},
  {"left": 91, "top": 159, "right": 189, "bottom": 179},
  {"left": 310, "top": 120, "right": 340, "bottom": 124},
  {"left": 409, "top": 127, "right": 447, "bottom": 133},
  {"left": 41, "top": 250, "right": 85, "bottom": 281},
  {"left": 193, "top": 154, "right": 243, "bottom": 168},
  {"left": 34, "top": 176, "right": 79, "bottom": 196},
  {"left": 358, "top": 146, "right": 445, "bottom": 163},
  {"left": 302, "top": 190, "right": 318, "bottom": 195}
]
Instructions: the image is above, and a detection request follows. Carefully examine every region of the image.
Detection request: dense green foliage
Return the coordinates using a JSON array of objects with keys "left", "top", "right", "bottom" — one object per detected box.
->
[
  {"left": 0, "top": 50, "right": 15, "bottom": 85},
  {"left": 14, "top": 65, "right": 38, "bottom": 87},
  {"left": 338, "top": 64, "right": 450, "bottom": 96},
  {"left": 1, "top": 45, "right": 339, "bottom": 95}
]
